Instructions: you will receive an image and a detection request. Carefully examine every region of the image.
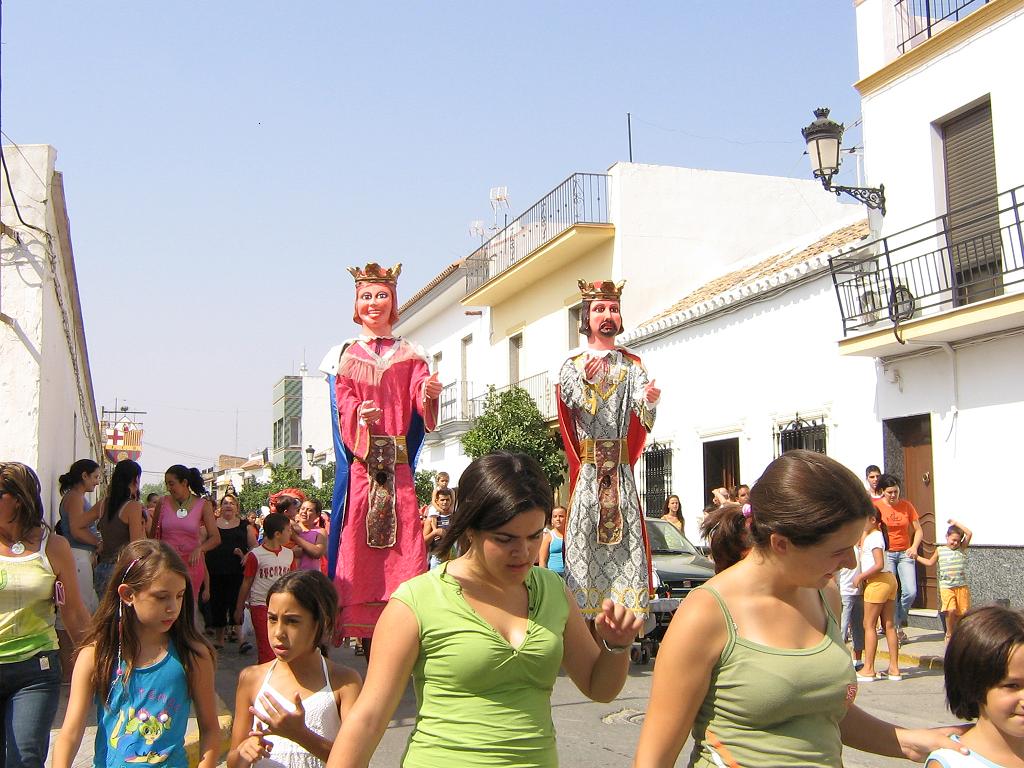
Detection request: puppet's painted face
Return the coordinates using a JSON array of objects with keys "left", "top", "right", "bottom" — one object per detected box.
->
[
  {"left": 355, "top": 282, "right": 395, "bottom": 331},
  {"left": 587, "top": 300, "right": 622, "bottom": 338}
]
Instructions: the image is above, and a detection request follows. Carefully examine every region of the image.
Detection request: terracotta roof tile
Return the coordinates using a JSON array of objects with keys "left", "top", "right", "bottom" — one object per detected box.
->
[
  {"left": 636, "top": 219, "right": 870, "bottom": 329},
  {"left": 399, "top": 260, "right": 464, "bottom": 314}
]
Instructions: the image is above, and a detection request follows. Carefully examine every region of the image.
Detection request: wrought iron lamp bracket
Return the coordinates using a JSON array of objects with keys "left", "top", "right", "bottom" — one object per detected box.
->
[{"left": 822, "top": 179, "right": 886, "bottom": 216}]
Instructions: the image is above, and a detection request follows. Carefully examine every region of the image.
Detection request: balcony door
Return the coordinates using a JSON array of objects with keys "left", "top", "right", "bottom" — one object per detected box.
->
[{"left": 943, "top": 102, "right": 1001, "bottom": 305}]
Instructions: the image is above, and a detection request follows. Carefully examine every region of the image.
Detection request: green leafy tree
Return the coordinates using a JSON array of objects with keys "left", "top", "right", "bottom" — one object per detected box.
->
[
  {"left": 236, "top": 462, "right": 336, "bottom": 514},
  {"left": 140, "top": 482, "right": 165, "bottom": 500},
  {"left": 415, "top": 469, "right": 438, "bottom": 506},
  {"left": 461, "top": 387, "right": 566, "bottom": 491}
]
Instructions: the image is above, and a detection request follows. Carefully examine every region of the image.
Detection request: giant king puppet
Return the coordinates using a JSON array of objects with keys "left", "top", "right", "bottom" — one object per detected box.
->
[
  {"left": 556, "top": 279, "right": 660, "bottom": 619},
  {"left": 319, "top": 263, "right": 441, "bottom": 644}
]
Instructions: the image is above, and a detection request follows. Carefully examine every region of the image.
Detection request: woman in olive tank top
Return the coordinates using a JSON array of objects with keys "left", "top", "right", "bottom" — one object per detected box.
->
[{"left": 634, "top": 451, "right": 968, "bottom": 768}]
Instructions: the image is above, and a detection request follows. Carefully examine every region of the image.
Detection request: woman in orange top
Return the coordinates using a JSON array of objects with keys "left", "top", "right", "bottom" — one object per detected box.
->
[{"left": 873, "top": 474, "right": 923, "bottom": 642}]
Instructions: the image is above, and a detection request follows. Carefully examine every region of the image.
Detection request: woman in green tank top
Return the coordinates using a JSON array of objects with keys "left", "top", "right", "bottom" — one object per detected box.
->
[
  {"left": 326, "top": 453, "right": 645, "bottom": 768},
  {"left": 634, "top": 451, "right": 969, "bottom": 768}
]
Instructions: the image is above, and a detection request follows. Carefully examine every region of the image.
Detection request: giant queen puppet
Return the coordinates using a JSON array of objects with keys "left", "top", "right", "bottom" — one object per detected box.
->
[
  {"left": 319, "top": 263, "right": 441, "bottom": 640},
  {"left": 557, "top": 279, "right": 660, "bottom": 620}
]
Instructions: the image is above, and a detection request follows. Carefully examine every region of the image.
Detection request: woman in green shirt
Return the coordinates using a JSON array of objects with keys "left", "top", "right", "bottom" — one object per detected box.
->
[
  {"left": 634, "top": 450, "right": 968, "bottom": 768},
  {"left": 327, "top": 452, "right": 643, "bottom": 768}
]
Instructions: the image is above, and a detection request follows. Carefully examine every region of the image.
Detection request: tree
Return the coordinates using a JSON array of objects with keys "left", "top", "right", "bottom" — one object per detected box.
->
[
  {"left": 140, "top": 482, "right": 165, "bottom": 500},
  {"left": 415, "top": 469, "right": 438, "bottom": 506},
  {"left": 235, "top": 462, "right": 335, "bottom": 514},
  {"left": 461, "top": 386, "right": 566, "bottom": 491}
]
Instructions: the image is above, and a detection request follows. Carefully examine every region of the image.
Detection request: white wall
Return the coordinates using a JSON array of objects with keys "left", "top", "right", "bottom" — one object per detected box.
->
[
  {"left": 1, "top": 144, "right": 100, "bottom": 522},
  {"left": 300, "top": 374, "right": 331, "bottom": 481},
  {"left": 607, "top": 163, "right": 860, "bottom": 319},
  {"left": 634, "top": 274, "right": 881, "bottom": 538},
  {"left": 875, "top": 334, "right": 1024, "bottom": 546},
  {"left": 858, "top": 7, "right": 1024, "bottom": 236}
]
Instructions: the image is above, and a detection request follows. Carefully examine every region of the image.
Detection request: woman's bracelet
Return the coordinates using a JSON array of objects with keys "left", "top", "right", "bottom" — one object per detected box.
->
[{"left": 601, "top": 637, "right": 631, "bottom": 654}]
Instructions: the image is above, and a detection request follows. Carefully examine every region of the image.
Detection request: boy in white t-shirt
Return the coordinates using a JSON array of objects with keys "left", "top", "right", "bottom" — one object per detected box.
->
[
  {"left": 837, "top": 550, "right": 864, "bottom": 670},
  {"left": 235, "top": 512, "right": 295, "bottom": 664}
]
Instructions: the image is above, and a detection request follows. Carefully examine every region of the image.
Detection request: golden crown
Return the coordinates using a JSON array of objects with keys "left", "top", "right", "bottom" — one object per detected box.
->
[
  {"left": 348, "top": 262, "right": 402, "bottom": 284},
  {"left": 578, "top": 279, "right": 625, "bottom": 301}
]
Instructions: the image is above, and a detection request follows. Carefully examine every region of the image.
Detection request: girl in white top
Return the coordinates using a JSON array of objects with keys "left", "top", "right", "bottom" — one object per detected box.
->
[
  {"left": 228, "top": 570, "right": 362, "bottom": 768},
  {"left": 853, "top": 507, "right": 901, "bottom": 682}
]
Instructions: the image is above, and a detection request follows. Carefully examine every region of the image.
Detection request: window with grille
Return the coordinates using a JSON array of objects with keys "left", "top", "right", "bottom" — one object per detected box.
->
[
  {"left": 641, "top": 442, "right": 673, "bottom": 516},
  {"left": 568, "top": 304, "right": 583, "bottom": 349},
  {"left": 509, "top": 333, "right": 522, "bottom": 384},
  {"left": 774, "top": 415, "right": 827, "bottom": 457}
]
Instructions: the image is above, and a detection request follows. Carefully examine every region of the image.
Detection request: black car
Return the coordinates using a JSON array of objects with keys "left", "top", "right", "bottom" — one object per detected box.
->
[{"left": 645, "top": 517, "right": 715, "bottom": 600}]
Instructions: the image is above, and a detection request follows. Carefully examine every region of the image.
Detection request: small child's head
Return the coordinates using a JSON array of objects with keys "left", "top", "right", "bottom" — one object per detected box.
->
[
  {"left": 945, "top": 605, "right": 1024, "bottom": 722},
  {"left": 436, "top": 472, "right": 450, "bottom": 489},
  {"left": 90, "top": 539, "right": 212, "bottom": 706},
  {"left": 298, "top": 498, "right": 322, "bottom": 528},
  {"left": 946, "top": 525, "right": 965, "bottom": 549},
  {"left": 265, "top": 570, "right": 339, "bottom": 658},
  {"left": 262, "top": 512, "right": 291, "bottom": 545}
]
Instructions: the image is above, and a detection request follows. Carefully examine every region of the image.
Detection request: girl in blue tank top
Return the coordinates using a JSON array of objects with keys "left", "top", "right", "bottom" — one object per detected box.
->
[
  {"left": 541, "top": 506, "right": 566, "bottom": 576},
  {"left": 51, "top": 540, "right": 221, "bottom": 768}
]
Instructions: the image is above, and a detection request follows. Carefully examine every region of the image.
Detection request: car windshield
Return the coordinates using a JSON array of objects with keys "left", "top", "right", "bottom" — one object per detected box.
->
[{"left": 646, "top": 518, "right": 699, "bottom": 555}]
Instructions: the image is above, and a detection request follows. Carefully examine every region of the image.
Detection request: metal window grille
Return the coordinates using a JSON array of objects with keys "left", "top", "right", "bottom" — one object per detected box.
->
[
  {"left": 774, "top": 415, "right": 828, "bottom": 458},
  {"left": 640, "top": 442, "right": 673, "bottom": 516}
]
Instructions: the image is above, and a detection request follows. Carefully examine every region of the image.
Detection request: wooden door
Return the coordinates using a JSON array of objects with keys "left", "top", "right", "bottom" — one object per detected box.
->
[
  {"left": 895, "top": 417, "right": 936, "bottom": 609},
  {"left": 702, "top": 438, "right": 740, "bottom": 505}
]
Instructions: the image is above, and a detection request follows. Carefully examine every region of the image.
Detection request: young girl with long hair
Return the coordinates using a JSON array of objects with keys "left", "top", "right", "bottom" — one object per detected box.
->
[
  {"left": 51, "top": 540, "right": 221, "bottom": 768},
  {"left": 853, "top": 506, "right": 901, "bottom": 682},
  {"left": 229, "top": 570, "right": 362, "bottom": 768},
  {"left": 634, "top": 450, "right": 967, "bottom": 767},
  {"left": 927, "top": 606, "right": 1024, "bottom": 767},
  {"left": 93, "top": 460, "right": 146, "bottom": 596},
  {"left": 57, "top": 458, "right": 102, "bottom": 612}
]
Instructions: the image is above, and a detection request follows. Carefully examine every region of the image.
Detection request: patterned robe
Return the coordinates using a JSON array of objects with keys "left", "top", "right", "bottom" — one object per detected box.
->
[
  {"left": 327, "top": 337, "right": 436, "bottom": 637},
  {"left": 557, "top": 346, "right": 655, "bottom": 618}
]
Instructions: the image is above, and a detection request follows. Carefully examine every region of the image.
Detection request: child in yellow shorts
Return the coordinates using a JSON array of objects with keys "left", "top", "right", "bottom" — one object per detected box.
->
[{"left": 915, "top": 518, "right": 972, "bottom": 641}]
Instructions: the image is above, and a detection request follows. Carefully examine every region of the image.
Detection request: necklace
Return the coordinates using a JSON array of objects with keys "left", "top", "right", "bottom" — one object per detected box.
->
[{"left": 176, "top": 493, "right": 193, "bottom": 518}]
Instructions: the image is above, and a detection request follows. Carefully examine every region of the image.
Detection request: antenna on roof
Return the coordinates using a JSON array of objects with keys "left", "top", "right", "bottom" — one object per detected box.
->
[
  {"left": 489, "top": 186, "right": 509, "bottom": 231},
  {"left": 469, "top": 220, "right": 486, "bottom": 244}
]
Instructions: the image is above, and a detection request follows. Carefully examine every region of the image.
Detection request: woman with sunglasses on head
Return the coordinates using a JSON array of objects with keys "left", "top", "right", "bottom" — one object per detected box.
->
[
  {"left": 56, "top": 459, "right": 102, "bottom": 613},
  {"left": 152, "top": 465, "right": 220, "bottom": 607},
  {"left": 0, "top": 462, "right": 91, "bottom": 768}
]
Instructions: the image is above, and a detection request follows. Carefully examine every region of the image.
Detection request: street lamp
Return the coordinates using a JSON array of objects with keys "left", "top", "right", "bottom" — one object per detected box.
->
[
  {"left": 801, "top": 108, "right": 886, "bottom": 216},
  {"left": 305, "top": 445, "right": 316, "bottom": 466}
]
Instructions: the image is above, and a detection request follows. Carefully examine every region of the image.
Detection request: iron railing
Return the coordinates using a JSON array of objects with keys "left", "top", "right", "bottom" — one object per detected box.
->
[
  {"left": 774, "top": 416, "right": 828, "bottom": 458},
  {"left": 437, "top": 380, "right": 477, "bottom": 426},
  {"left": 894, "top": 0, "right": 989, "bottom": 54},
  {"left": 639, "top": 443, "right": 673, "bottom": 517},
  {"left": 465, "top": 173, "right": 610, "bottom": 293},
  {"left": 467, "top": 371, "right": 558, "bottom": 421},
  {"left": 828, "top": 185, "right": 1024, "bottom": 336}
]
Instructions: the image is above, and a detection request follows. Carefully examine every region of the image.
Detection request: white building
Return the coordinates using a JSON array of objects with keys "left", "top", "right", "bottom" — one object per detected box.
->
[
  {"left": 816, "top": 0, "right": 1024, "bottom": 608},
  {"left": 270, "top": 367, "right": 333, "bottom": 482},
  {"left": 1, "top": 144, "right": 102, "bottom": 522},
  {"left": 393, "top": 261, "right": 487, "bottom": 481},
  {"left": 621, "top": 218, "right": 873, "bottom": 535}
]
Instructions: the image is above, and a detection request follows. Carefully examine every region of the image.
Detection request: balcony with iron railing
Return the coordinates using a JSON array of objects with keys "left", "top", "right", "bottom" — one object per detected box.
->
[
  {"left": 467, "top": 371, "right": 558, "bottom": 422},
  {"left": 463, "top": 173, "right": 612, "bottom": 305},
  {"left": 436, "top": 381, "right": 478, "bottom": 427},
  {"left": 894, "top": 0, "right": 990, "bottom": 54},
  {"left": 829, "top": 185, "right": 1024, "bottom": 356}
]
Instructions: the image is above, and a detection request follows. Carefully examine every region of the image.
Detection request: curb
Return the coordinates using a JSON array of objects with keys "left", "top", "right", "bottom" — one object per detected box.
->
[
  {"left": 875, "top": 648, "right": 944, "bottom": 671},
  {"left": 184, "top": 692, "right": 233, "bottom": 767}
]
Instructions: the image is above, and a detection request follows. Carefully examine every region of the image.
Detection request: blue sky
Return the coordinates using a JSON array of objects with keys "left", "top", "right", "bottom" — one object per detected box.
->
[{"left": 2, "top": 1, "right": 863, "bottom": 479}]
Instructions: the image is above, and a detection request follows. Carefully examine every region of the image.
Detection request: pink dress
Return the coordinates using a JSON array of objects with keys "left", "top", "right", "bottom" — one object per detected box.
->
[
  {"left": 158, "top": 496, "right": 206, "bottom": 598},
  {"left": 334, "top": 337, "right": 437, "bottom": 637}
]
